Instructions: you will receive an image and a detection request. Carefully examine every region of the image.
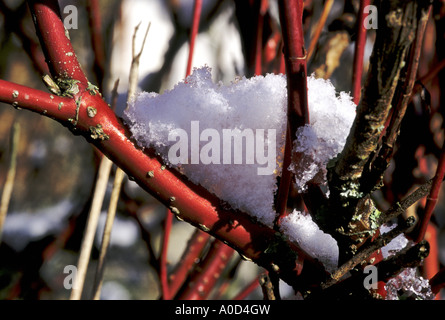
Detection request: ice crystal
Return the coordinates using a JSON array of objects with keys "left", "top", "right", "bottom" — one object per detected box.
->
[{"left": 385, "top": 268, "right": 435, "bottom": 300}]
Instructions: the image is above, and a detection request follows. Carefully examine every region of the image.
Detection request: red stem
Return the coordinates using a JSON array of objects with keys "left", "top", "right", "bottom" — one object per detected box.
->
[
  {"left": 254, "top": 0, "right": 268, "bottom": 75},
  {"left": 177, "top": 240, "right": 235, "bottom": 300},
  {"left": 185, "top": 0, "right": 202, "bottom": 78},
  {"left": 160, "top": 209, "right": 173, "bottom": 300},
  {"left": 28, "top": 0, "right": 88, "bottom": 87},
  {"left": 87, "top": 0, "right": 106, "bottom": 87},
  {"left": 169, "top": 230, "right": 211, "bottom": 297},
  {"left": 430, "top": 267, "right": 445, "bottom": 296},
  {"left": 0, "top": 79, "right": 76, "bottom": 121},
  {"left": 278, "top": 0, "right": 309, "bottom": 129},
  {"left": 352, "top": 0, "right": 371, "bottom": 105},
  {"left": 233, "top": 276, "right": 260, "bottom": 300},
  {"left": 423, "top": 223, "right": 440, "bottom": 299},
  {"left": 307, "top": 0, "right": 334, "bottom": 61},
  {"left": 275, "top": 0, "right": 309, "bottom": 221},
  {"left": 413, "top": 140, "right": 445, "bottom": 243}
]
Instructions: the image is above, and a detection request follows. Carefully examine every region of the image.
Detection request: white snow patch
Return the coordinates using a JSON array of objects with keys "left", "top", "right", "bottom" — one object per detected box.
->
[
  {"left": 123, "top": 67, "right": 355, "bottom": 228},
  {"left": 379, "top": 223, "right": 411, "bottom": 258},
  {"left": 2, "top": 200, "right": 74, "bottom": 251},
  {"left": 290, "top": 76, "right": 356, "bottom": 192},
  {"left": 95, "top": 212, "right": 140, "bottom": 248},
  {"left": 279, "top": 210, "right": 339, "bottom": 272}
]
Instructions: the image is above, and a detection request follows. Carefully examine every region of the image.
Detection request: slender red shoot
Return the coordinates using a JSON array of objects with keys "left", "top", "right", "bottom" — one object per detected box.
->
[
  {"left": 168, "top": 230, "right": 210, "bottom": 298},
  {"left": 233, "top": 276, "right": 261, "bottom": 300},
  {"left": 254, "top": 0, "right": 269, "bottom": 75},
  {"left": 177, "top": 240, "right": 235, "bottom": 300},
  {"left": 352, "top": 0, "right": 371, "bottom": 105},
  {"left": 275, "top": 0, "right": 309, "bottom": 224},
  {"left": 413, "top": 140, "right": 445, "bottom": 243},
  {"left": 185, "top": 0, "right": 202, "bottom": 78},
  {"left": 160, "top": 208, "right": 173, "bottom": 300},
  {"left": 307, "top": 0, "right": 334, "bottom": 61}
]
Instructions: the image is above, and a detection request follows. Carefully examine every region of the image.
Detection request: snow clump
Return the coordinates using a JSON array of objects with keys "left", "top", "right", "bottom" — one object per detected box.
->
[
  {"left": 123, "top": 66, "right": 355, "bottom": 229},
  {"left": 279, "top": 210, "right": 339, "bottom": 272},
  {"left": 290, "top": 76, "right": 356, "bottom": 192}
]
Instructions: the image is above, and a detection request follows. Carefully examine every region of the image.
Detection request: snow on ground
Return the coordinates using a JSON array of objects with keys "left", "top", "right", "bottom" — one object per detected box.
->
[{"left": 2, "top": 200, "right": 74, "bottom": 251}]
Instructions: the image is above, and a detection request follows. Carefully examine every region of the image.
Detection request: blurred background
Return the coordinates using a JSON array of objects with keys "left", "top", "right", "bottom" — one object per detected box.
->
[{"left": 0, "top": 0, "right": 444, "bottom": 299}]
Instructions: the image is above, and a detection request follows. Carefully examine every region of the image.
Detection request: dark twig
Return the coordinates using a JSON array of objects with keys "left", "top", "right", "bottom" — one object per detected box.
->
[
  {"left": 259, "top": 273, "right": 277, "bottom": 300},
  {"left": 360, "top": 4, "right": 432, "bottom": 194},
  {"left": 311, "top": 240, "right": 430, "bottom": 300},
  {"left": 322, "top": 216, "right": 417, "bottom": 289}
]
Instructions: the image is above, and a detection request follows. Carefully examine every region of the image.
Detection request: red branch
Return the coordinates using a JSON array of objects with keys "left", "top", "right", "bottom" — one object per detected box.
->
[
  {"left": 169, "top": 230, "right": 211, "bottom": 297},
  {"left": 430, "top": 267, "right": 445, "bottom": 296},
  {"left": 28, "top": 0, "right": 88, "bottom": 86},
  {"left": 87, "top": 0, "right": 106, "bottom": 87},
  {"left": 412, "top": 140, "right": 445, "bottom": 243},
  {"left": 352, "top": 0, "right": 371, "bottom": 105},
  {"left": 275, "top": 0, "right": 309, "bottom": 220},
  {"left": 160, "top": 209, "right": 173, "bottom": 300},
  {"left": 177, "top": 240, "right": 235, "bottom": 300},
  {"left": 234, "top": 276, "right": 260, "bottom": 300},
  {"left": 254, "top": 0, "right": 268, "bottom": 75},
  {"left": 185, "top": 0, "right": 202, "bottom": 77},
  {"left": 423, "top": 222, "right": 440, "bottom": 299},
  {"left": 0, "top": 79, "right": 75, "bottom": 121}
]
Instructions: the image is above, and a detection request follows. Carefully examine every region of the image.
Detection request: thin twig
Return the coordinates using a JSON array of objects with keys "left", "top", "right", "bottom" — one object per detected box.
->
[
  {"left": 86, "top": 0, "right": 106, "bottom": 87},
  {"left": 0, "top": 122, "right": 20, "bottom": 244},
  {"left": 311, "top": 240, "right": 430, "bottom": 299},
  {"left": 412, "top": 140, "right": 445, "bottom": 243},
  {"left": 160, "top": 208, "right": 173, "bottom": 299},
  {"left": 126, "top": 22, "right": 151, "bottom": 104},
  {"left": 351, "top": 0, "right": 371, "bottom": 105},
  {"left": 322, "top": 216, "right": 416, "bottom": 289},
  {"left": 430, "top": 267, "right": 445, "bottom": 295},
  {"left": 91, "top": 167, "right": 125, "bottom": 299},
  {"left": 168, "top": 229, "right": 211, "bottom": 297},
  {"left": 259, "top": 273, "right": 276, "bottom": 300},
  {"left": 307, "top": 0, "right": 334, "bottom": 62},
  {"left": 70, "top": 156, "right": 113, "bottom": 300},
  {"left": 185, "top": 0, "right": 202, "bottom": 77},
  {"left": 90, "top": 79, "right": 122, "bottom": 300},
  {"left": 177, "top": 239, "right": 234, "bottom": 300},
  {"left": 253, "top": 0, "right": 268, "bottom": 76},
  {"left": 91, "top": 21, "right": 150, "bottom": 298},
  {"left": 233, "top": 275, "right": 260, "bottom": 300},
  {"left": 378, "top": 179, "right": 433, "bottom": 226}
]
